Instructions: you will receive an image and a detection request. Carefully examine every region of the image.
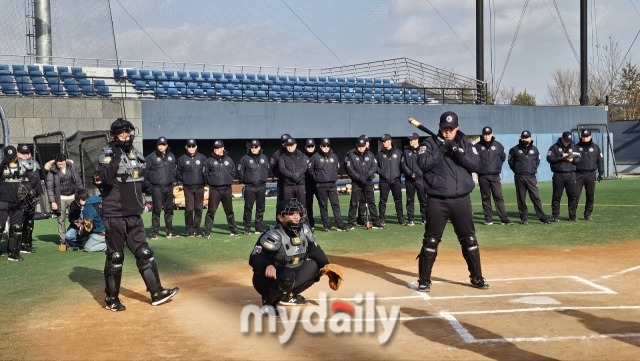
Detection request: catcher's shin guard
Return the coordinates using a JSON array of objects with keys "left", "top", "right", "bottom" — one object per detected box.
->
[
  {"left": 135, "top": 246, "right": 162, "bottom": 295},
  {"left": 460, "top": 236, "right": 483, "bottom": 281},
  {"left": 8, "top": 224, "right": 23, "bottom": 258},
  {"left": 104, "top": 251, "right": 124, "bottom": 298},
  {"left": 21, "top": 219, "right": 35, "bottom": 252},
  {"left": 417, "top": 237, "right": 439, "bottom": 284},
  {"left": 264, "top": 273, "right": 295, "bottom": 305}
]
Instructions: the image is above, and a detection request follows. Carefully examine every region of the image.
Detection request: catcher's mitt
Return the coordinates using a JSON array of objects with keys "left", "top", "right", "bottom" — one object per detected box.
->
[{"left": 320, "top": 263, "right": 344, "bottom": 291}]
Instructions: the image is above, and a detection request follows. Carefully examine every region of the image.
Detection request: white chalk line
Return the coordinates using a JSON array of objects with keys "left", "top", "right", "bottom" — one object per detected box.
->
[{"left": 601, "top": 265, "right": 640, "bottom": 279}]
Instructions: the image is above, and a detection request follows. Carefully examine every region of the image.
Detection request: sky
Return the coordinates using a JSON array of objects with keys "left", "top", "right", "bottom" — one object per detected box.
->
[{"left": 1, "top": 0, "right": 640, "bottom": 105}]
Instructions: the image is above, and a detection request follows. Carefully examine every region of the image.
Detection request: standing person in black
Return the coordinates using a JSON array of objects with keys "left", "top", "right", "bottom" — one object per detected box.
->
[
  {"left": 401, "top": 133, "right": 427, "bottom": 226},
  {"left": 508, "top": 131, "right": 550, "bottom": 225},
  {"left": 547, "top": 131, "right": 581, "bottom": 222},
  {"left": 144, "top": 136, "right": 178, "bottom": 239},
  {"left": 98, "top": 118, "right": 178, "bottom": 311},
  {"left": 356, "top": 135, "right": 370, "bottom": 226},
  {"left": 575, "top": 129, "right": 605, "bottom": 220},
  {"left": 16, "top": 144, "right": 42, "bottom": 254},
  {"left": 473, "top": 127, "right": 514, "bottom": 226},
  {"left": 202, "top": 140, "right": 239, "bottom": 238},
  {"left": 308, "top": 138, "right": 347, "bottom": 232},
  {"left": 278, "top": 138, "right": 308, "bottom": 207},
  {"left": 376, "top": 133, "right": 404, "bottom": 226},
  {"left": 176, "top": 139, "right": 207, "bottom": 237},
  {"left": 1, "top": 146, "right": 27, "bottom": 261},
  {"left": 416, "top": 111, "right": 488, "bottom": 292},
  {"left": 270, "top": 134, "right": 291, "bottom": 203},
  {"left": 303, "top": 138, "right": 318, "bottom": 229},
  {"left": 344, "top": 136, "right": 382, "bottom": 230},
  {"left": 238, "top": 139, "right": 269, "bottom": 234}
]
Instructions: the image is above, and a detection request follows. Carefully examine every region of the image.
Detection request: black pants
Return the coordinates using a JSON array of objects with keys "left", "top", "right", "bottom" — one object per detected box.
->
[
  {"left": 347, "top": 182, "right": 380, "bottom": 226},
  {"left": 378, "top": 180, "right": 404, "bottom": 224},
  {"left": 283, "top": 184, "right": 306, "bottom": 208},
  {"left": 551, "top": 172, "right": 577, "bottom": 219},
  {"left": 424, "top": 195, "right": 475, "bottom": 239},
  {"left": 575, "top": 171, "right": 596, "bottom": 217},
  {"left": 0, "top": 201, "right": 24, "bottom": 254},
  {"left": 243, "top": 183, "right": 266, "bottom": 232},
  {"left": 252, "top": 261, "right": 320, "bottom": 302},
  {"left": 405, "top": 178, "right": 427, "bottom": 223},
  {"left": 183, "top": 184, "right": 204, "bottom": 235},
  {"left": 151, "top": 185, "right": 174, "bottom": 235},
  {"left": 477, "top": 174, "right": 509, "bottom": 223},
  {"left": 305, "top": 182, "right": 317, "bottom": 228},
  {"left": 514, "top": 175, "right": 547, "bottom": 222},
  {"left": 103, "top": 215, "right": 147, "bottom": 254},
  {"left": 204, "top": 186, "right": 238, "bottom": 234},
  {"left": 316, "top": 182, "right": 344, "bottom": 228}
]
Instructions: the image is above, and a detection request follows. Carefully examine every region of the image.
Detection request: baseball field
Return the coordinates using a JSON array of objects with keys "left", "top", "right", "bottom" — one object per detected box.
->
[{"left": 1, "top": 177, "right": 639, "bottom": 360}]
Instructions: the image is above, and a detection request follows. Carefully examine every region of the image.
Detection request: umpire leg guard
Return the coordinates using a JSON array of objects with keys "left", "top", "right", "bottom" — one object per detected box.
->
[
  {"left": 104, "top": 251, "right": 124, "bottom": 298},
  {"left": 135, "top": 246, "right": 162, "bottom": 295},
  {"left": 7, "top": 224, "right": 23, "bottom": 260},
  {"left": 263, "top": 272, "right": 295, "bottom": 306},
  {"left": 20, "top": 219, "right": 35, "bottom": 253},
  {"left": 459, "top": 236, "right": 489, "bottom": 289},
  {"left": 417, "top": 237, "right": 440, "bottom": 289}
]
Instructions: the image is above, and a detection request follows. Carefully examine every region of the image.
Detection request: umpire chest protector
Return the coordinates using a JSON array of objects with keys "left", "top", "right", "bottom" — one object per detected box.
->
[
  {"left": 99, "top": 145, "right": 146, "bottom": 183},
  {"left": 1, "top": 161, "right": 26, "bottom": 182},
  {"left": 259, "top": 224, "right": 312, "bottom": 268}
]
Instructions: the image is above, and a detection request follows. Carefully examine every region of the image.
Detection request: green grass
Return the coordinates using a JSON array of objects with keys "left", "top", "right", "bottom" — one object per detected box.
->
[{"left": 1, "top": 177, "right": 639, "bottom": 312}]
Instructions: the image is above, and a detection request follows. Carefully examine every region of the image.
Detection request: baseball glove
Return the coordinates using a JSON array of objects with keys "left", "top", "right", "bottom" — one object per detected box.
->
[{"left": 320, "top": 263, "right": 344, "bottom": 291}]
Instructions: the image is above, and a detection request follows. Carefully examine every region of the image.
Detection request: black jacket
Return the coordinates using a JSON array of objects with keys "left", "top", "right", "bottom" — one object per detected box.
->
[
  {"left": 474, "top": 137, "right": 506, "bottom": 175},
  {"left": 238, "top": 151, "right": 269, "bottom": 185},
  {"left": 144, "top": 149, "right": 177, "bottom": 186},
  {"left": 278, "top": 150, "right": 308, "bottom": 186},
  {"left": 203, "top": 151, "right": 235, "bottom": 187},
  {"left": 344, "top": 148, "right": 378, "bottom": 186},
  {"left": 98, "top": 144, "right": 146, "bottom": 217},
  {"left": 508, "top": 141, "right": 541, "bottom": 177},
  {"left": 176, "top": 152, "right": 207, "bottom": 186},
  {"left": 376, "top": 146, "right": 403, "bottom": 182},
  {"left": 308, "top": 150, "right": 340, "bottom": 183},
  {"left": 547, "top": 138, "right": 581, "bottom": 173},
  {"left": 401, "top": 146, "right": 423, "bottom": 181},
  {"left": 576, "top": 140, "right": 604, "bottom": 175}
]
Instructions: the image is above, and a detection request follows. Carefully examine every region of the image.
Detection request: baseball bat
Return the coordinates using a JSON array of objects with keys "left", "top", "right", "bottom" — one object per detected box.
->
[{"left": 408, "top": 117, "right": 438, "bottom": 138}]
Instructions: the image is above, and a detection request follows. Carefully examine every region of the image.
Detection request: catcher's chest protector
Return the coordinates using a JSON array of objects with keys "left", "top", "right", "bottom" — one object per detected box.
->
[
  {"left": 276, "top": 227, "right": 309, "bottom": 268},
  {"left": 99, "top": 146, "right": 146, "bottom": 183},
  {"left": 2, "top": 161, "right": 24, "bottom": 182}
]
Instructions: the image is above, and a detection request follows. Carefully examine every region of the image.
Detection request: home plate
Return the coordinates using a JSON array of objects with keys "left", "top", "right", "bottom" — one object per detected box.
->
[{"left": 511, "top": 296, "right": 561, "bottom": 305}]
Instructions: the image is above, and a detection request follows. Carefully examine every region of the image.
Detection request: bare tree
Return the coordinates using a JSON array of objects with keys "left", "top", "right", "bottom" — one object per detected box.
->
[
  {"left": 546, "top": 68, "right": 579, "bottom": 105},
  {"left": 612, "top": 61, "right": 640, "bottom": 120}
]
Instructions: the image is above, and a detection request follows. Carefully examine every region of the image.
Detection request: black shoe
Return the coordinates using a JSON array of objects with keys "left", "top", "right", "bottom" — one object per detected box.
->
[
  {"left": 541, "top": 218, "right": 551, "bottom": 224},
  {"left": 254, "top": 228, "right": 265, "bottom": 234},
  {"left": 20, "top": 246, "right": 36, "bottom": 254},
  {"left": 584, "top": 215, "right": 592, "bottom": 221},
  {"left": 279, "top": 294, "right": 307, "bottom": 306},
  {"left": 166, "top": 232, "right": 179, "bottom": 238},
  {"left": 151, "top": 287, "right": 179, "bottom": 306},
  {"left": 230, "top": 230, "right": 241, "bottom": 236},
  {"left": 405, "top": 221, "right": 415, "bottom": 226},
  {"left": 321, "top": 226, "right": 330, "bottom": 232},
  {"left": 187, "top": 232, "right": 196, "bottom": 238},
  {"left": 149, "top": 233, "right": 159, "bottom": 240},
  {"left": 551, "top": 217, "right": 559, "bottom": 222},
  {"left": 568, "top": 217, "right": 577, "bottom": 222},
  {"left": 417, "top": 282, "right": 431, "bottom": 292},
  {"left": 105, "top": 297, "right": 126, "bottom": 312},
  {"left": 201, "top": 233, "right": 210, "bottom": 239},
  {"left": 343, "top": 225, "right": 354, "bottom": 232},
  {"left": 471, "top": 278, "right": 490, "bottom": 289},
  {"left": 520, "top": 220, "right": 528, "bottom": 225},
  {"left": 371, "top": 223, "right": 385, "bottom": 229},
  {"left": 501, "top": 220, "right": 515, "bottom": 226},
  {"left": 7, "top": 253, "right": 23, "bottom": 261},
  {"left": 483, "top": 221, "right": 493, "bottom": 225}
]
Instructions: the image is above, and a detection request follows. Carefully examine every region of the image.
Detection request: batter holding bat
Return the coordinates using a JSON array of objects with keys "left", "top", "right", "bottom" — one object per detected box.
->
[{"left": 411, "top": 111, "right": 489, "bottom": 292}]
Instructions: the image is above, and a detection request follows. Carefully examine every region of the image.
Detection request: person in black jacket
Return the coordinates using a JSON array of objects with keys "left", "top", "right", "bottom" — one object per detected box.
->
[
  {"left": 376, "top": 133, "right": 404, "bottom": 226},
  {"left": 344, "top": 136, "right": 382, "bottom": 230},
  {"left": 1, "top": 146, "right": 27, "bottom": 261},
  {"left": 278, "top": 138, "right": 308, "bottom": 208},
  {"left": 303, "top": 138, "right": 318, "bottom": 229},
  {"left": 144, "top": 136, "right": 178, "bottom": 239},
  {"left": 547, "top": 131, "right": 581, "bottom": 222},
  {"left": 202, "top": 140, "right": 239, "bottom": 237},
  {"left": 308, "top": 138, "right": 347, "bottom": 232},
  {"left": 508, "top": 131, "right": 550, "bottom": 225},
  {"left": 98, "top": 118, "right": 178, "bottom": 311},
  {"left": 401, "top": 133, "right": 427, "bottom": 226},
  {"left": 16, "top": 144, "right": 42, "bottom": 254},
  {"left": 575, "top": 129, "right": 605, "bottom": 220},
  {"left": 238, "top": 139, "right": 269, "bottom": 234},
  {"left": 416, "top": 111, "right": 488, "bottom": 292},
  {"left": 176, "top": 139, "right": 207, "bottom": 237},
  {"left": 270, "top": 134, "right": 291, "bottom": 203},
  {"left": 473, "top": 127, "right": 514, "bottom": 226}
]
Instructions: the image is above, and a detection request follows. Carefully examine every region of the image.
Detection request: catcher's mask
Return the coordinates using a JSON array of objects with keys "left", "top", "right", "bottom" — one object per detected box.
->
[
  {"left": 110, "top": 118, "right": 136, "bottom": 151},
  {"left": 277, "top": 198, "right": 307, "bottom": 233}
]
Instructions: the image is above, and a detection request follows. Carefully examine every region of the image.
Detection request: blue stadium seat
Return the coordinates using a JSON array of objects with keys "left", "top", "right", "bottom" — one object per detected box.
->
[
  {"left": 364, "top": 93, "right": 373, "bottom": 102},
  {"left": 354, "top": 92, "right": 362, "bottom": 102},
  {"left": 307, "top": 76, "right": 318, "bottom": 85},
  {"left": 256, "top": 90, "right": 267, "bottom": 100},
  {"left": 82, "top": 85, "right": 97, "bottom": 97},
  {"left": 178, "top": 87, "right": 192, "bottom": 98},
  {"left": 393, "top": 93, "right": 402, "bottom": 102},
  {"left": 95, "top": 81, "right": 111, "bottom": 97},
  {"left": 224, "top": 83, "right": 235, "bottom": 91},
  {"left": 223, "top": 73, "right": 234, "bottom": 82},
  {"left": 42, "top": 65, "right": 55, "bottom": 73},
  {"left": 12, "top": 65, "right": 27, "bottom": 76},
  {"left": 232, "top": 89, "right": 243, "bottom": 100},
  {"left": 286, "top": 76, "right": 296, "bottom": 86},
  {"left": 268, "top": 91, "right": 278, "bottom": 101},
  {"left": 373, "top": 93, "right": 382, "bottom": 102},
  {"left": 336, "top": 77, "right": 346, "bottom": 86},
  {"left": 189, "top": 71, "right": 200, "bottom": 81},
  {"left": 302, "top": 92, "right": 311, "bottom": 101},
  {"left": 249, "top": 84, "right": 259, "bottom": 92},
  {"left": 58, "top": 66, "right": 72, "bottom": 78},
  {"left": 272, "top": 85, "right": 281, "bottom": 92},
  {"left": 177, "top": 71, "right": 189, "bottom": 81},
  {"left": 201, "top": 82, "right": 212, "bottom": 90},
  {"left": 187, "top": 82, "right": 199, "bottom": 90},
  {"left": 193, "top": 89, "right": 205, "bottom": 98},
  {"left": 28, "top": 65, "right": 42, "bottom": 76},
  {"left": 317, "top": 76, "right": 327, "bottom": 85},
  {"left": 46, "top": 76, "right": 60, "bottom": 86},
  {"left": 50, "top": 84, "right": 65, "bottom": 96},
  {"left": 206, "top": 89, "right": 217, "bottom": 99},
  {"left": 154, "top": 87, "right": 167, "bottom": 98},
  {"left": 327, "top": 77, "right": 337, "bottom": 86},
  {"left": 383, "top": 78, "right": 391, "bottom": 87},
  {"left": 201, "top": 72, "right": 211, "bottom": 81},
  {"left": 220, "top": 89, "right": 232, "bottom": 99},
  {"left": 34, "top": 83, "right": 50, "bottom": 95},
  {"left": 297, "top": 75, "right": 307, "bottom": 85},
  {"left": 113, "top": 68, "right": 125, "bottom": 79},
  {"left": 244, "top": 90, "right": 255, "bottom": 100},
  {"left": 167, "top": 87, "right": 179, "bottom": 98},
  {"left": 0, "top": 64, "right": 11, "bottom": 75},
  {"left": 266, "top": 74, "right": 276, "bottom": 85},
  {"left": 212, "top": 72, "right": 223, "bottom": 82},
  {"left": 77, "top": 78, "right": 91, "bottom": 86},
  {"left": 257, "top": 73, "right": 266, "bottom": 82},
  {"left": 70, "top": 66, "right": 82, "bottom": 75},
  {"left": 293, "top": 85, "right": 303, "bottom": 93},
  {"left": 292, "top": 92, "right": 301, "bottom": 101},
  {"left": 164, "top": 71, "right": 180, "bottom": 82},
  {"left": 214, "top": 83, "right": 224, "bottom": 92},
  {"left": 277, "top": 75, "right": 287, "bottom": 85},
  {"left": 152, "top": 70, "right": 167, "bottom": 81},
  {"left": 140, "top": 70, "right": 154, "bottom": 81},
  {"left": 279, "top": 91, "right": 289, "bottom": 101},
  {"left": 16, "top": 76, "right": 33, "bottom": 95},
  {"left": 282, "top": 85, "right": 292, "bottom": 93},
  {"left": 134, "top": 80, "right": 147, "bottom": 91},
  {"left": 126, "top": 69, "right": 138, "bottom": 80},
  {"left": 384, "top": 94, "right": 391, "bottom": 102}
]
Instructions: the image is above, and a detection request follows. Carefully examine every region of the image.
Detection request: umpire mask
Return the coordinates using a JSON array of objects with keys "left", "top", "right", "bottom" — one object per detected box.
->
[
  {"left": 110, "top": 118, "right": 136, "bottom": 152},
  {"left": 277, "top": 199, "right": 307, "bottom": 233}
]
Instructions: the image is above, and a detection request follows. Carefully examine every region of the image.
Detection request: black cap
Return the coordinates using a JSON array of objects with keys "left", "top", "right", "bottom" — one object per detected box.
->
[
  {"left": 280, "top": 133, "right": 292, "bottom": 142},
  {"left": 581, "top": 129, "right": 591, "bottom": 137},
  {"left": 157, "top": 137, "right": 168, "bottom": 145},
  {"left": 186, "top": 139, "right": 197, "bottom": 146},
  {"left": 482, "top": 126, "right": 492, "bottom": 135},
  {"left": 356, "top": 136, "right": 367, "bottom": 146},
  {"left": 3, "top": 145, "right": 17, "bottom": 158},
  {"left": 320, "top": 137, "right": 331, "bottom": 145},
  {"left": 521, "top": 130, "right": 531, "bottom": 138},
  {"left": 562, "top": 132, "right": 572, "bottom": 142},
  {"left": 439, "top": 111, "right": 459, "bottom": 127},
  {"left": 249, "top": 139, "right": 261, "bottom": 147},
  {"left": 408, "top": 133, "right": 419, "bottom": 140},
  {"left": 213, "top": 140, "right": 224, "bottom": 148},
  {"left": 381, "top": 133, "right": 392, "bottom": 141},
  {"left": 17, "top": 144, "right": 30, "bottom": 154},
  {"left": 305, "top": 138, "right": 315, "bottom": 147},
  {"left": 359, "top": 134, "right": 369, "bottom": 142},
  {"left": 284, "top": 138, "right": 296, "bottom": 145}
]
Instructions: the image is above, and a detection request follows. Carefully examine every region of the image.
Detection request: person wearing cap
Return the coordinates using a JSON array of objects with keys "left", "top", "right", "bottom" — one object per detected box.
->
[
  {"left": 177, "top": 139, "right": 208, "bottom": 237},
  {"left": 308, "top": 137, "right": 348, "bottom": 231},
  {"left": 344, "top": 135, "right": 383, "bottom": 230},
  {"left": 416, "top": 111, "right": 489, "bottom": 292},
  {"left": 508, "top": 131, "right": 550, "bottom": 224},
  {"left": 376, "top": 133, "right": 404, "bottom": 226},
  {"left": 303, "top": 138, "right": 318, "bottom": 230},
  {"left": 202, "top": 140, "right": 240, "bottom": 237},
  {"left": 575, "top": 129, "right": 605, "bottom": 220},
  {"left": 356, "top": 134, "right": 371, "bottom": 226},
  {"left": 547, "top": 131, "right": 581, "bottom": 222},
  {"left": 45, "top": 153, "right": 83, "bottom": 246},
  {"left": 401, "top": 133, "right": 427, "bottom": 226},
  {"left": 1, "top": 146, "right": 29, "bottom": 260},
  {"left": 270, "top": 133, "right": 292, "bottom": 203},
  {"left": 473, "top": 127, "right": 514, "bottom": 226},
  {"left": 15, "top": 144, "right": 43, "bottom": 254},
  {"left": 144, "top": 137, "right": 178, "bottom": 239},
  {"left": 277, "top": 138, "right": 309, "bottom": 209},
  {"left": 238, "top": 139, "right": 270, "bottom": 234}
]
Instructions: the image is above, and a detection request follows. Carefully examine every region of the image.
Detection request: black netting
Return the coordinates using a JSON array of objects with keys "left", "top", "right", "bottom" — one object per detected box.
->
[{"left": 33, "top": 131, "right": 66, "bottom": 179}]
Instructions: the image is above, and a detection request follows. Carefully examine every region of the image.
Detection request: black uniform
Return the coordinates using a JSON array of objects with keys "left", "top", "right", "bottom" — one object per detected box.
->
[
  {"left": 176, "top": 150, "right": 207, "bottom": 236},
  {"left": 0, "top": 146, "right": 27, "bottom": 261},
  {"left": 376, "top": 145, "right": 404, "bottom": 225},
  {"left": 416, "top": 125, "right": 486, "bottom": 290},
  {"left": 546, "top": 136, "right": 581, "bottom": 221},
  {"left": 575, "top": 136, "right": 604, "bottom": 220},
  {"left": 508, "top": 139, "right": 549, "bottom": 224},
  {"left": 344, "top": 145, "right": 381, "bottom": 228},
  {"left": 238, "top": 146, "right": 269, "bottom": 234},
  {"left": 308, "top": 147, "right": 345, "bottom": 230},
  {"left": 303, "top": 142, "right": 318, "bottom": 228},
  {"left": 202, "top": 149, "right": 238, "bottom": 236},
  {"left": 473, "top": 136, "right": 511, "bottom": 224},
  {"left": 401, "top": 143, "right": 427, "bottom": 224},
  {"left": 278, "top": 149, "right": 308, "bottom": 207},
  {"left": 144, "top": 148, "right": 177, "bottom": 237},
  {"left": 17, "top": 151, "right": 42, "bottom": 254}
]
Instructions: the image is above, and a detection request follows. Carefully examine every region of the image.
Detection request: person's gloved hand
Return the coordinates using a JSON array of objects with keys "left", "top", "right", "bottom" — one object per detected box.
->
[
  {"left": 597, "top": 174, "right": 604, "bottom": 182},
  {"left": 444, "top": 140, "right": 458, "bottom": 152},
  {"left": 111, "top": 144, "right": 123, "bottom": 159}
]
